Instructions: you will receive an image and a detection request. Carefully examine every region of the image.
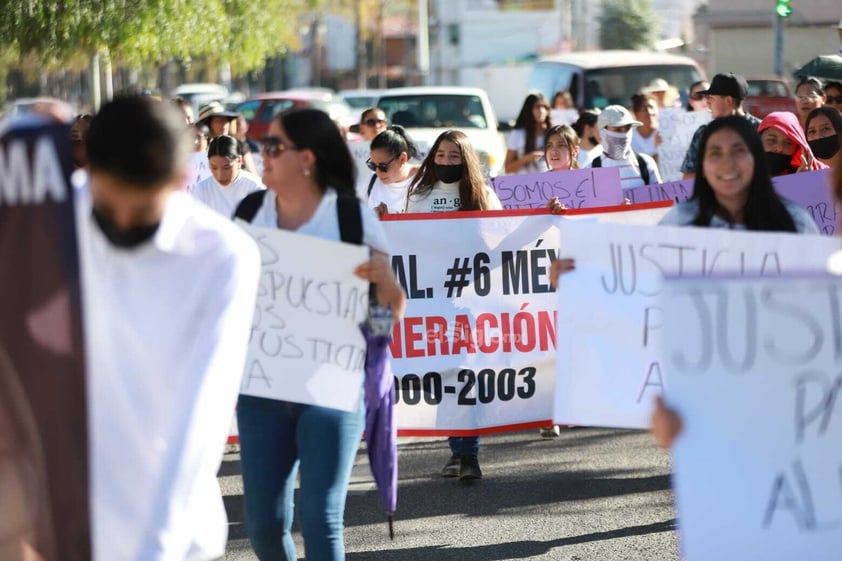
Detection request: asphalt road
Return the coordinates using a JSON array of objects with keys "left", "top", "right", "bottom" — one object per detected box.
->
[{"left": 220, "top": 427, "right": 679, "bottom": 560}]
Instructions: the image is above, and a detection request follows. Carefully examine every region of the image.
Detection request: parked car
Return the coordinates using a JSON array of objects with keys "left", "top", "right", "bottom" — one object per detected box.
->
[
  {"left": 528, "top": 50, "right": 705, "bottom": 111},
  {"left": 233, "top": 90, "right": 355, "bottom": 141},
  {"left": 339, "top": 89, "right": 385, "bottom": 110},
  {"left": 744, "top": 76, "right": 796, "bottom": 119},
  {"left": 374, "top": 86, "right": 506, "bottom": 177}
]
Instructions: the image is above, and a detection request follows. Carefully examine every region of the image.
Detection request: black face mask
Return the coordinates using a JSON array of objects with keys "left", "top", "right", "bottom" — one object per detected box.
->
[
  {"left": 764, "top": 152, "right": 794, "bottom": 176},
  {"left": 807, "top": 135, "right": 840, "bottom": 160},
  {"left": 588, "top": 136, "right": 599, "bottom": 146},
  {"left": 92, "top": 208, "right": 159, "bottom": 249},
  {"left": 432, "top": 163, "right": 463, "bottom": 184}
]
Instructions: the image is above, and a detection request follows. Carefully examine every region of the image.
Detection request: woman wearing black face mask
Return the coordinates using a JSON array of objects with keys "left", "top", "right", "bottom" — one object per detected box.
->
[
  {"left": 404, "top": 129, "right": 502, "bottom": 213},
  {"left": 757, "top": 111, "right": 826, "bottom": 176},
  {"left": 805, "top": 106, "right": 842, "bottom": 167},
  {"left": 403, "top": 129, "right": 500, "bottom": 482},
  {"left": 573, "top": 109, "right": 602, "bottom": 167}
]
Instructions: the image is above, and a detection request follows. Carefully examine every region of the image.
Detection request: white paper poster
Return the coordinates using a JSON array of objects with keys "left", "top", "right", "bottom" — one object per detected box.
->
[
  {"left": 239, "top": 224, "right": 369, "bottom": 412},
  {"left": 554, "top": 220, "right": 840, "bottom": 429},
  {"left": 662, "top": 275, "right": 842, "bottom": 561}
]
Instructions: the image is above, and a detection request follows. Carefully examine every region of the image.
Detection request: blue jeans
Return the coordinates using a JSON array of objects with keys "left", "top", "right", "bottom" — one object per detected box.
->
[
  {"left": 237, "top": 395, "right": 365, "bottom": 561},
  {"left": 448, "top": 436, "right": 479, "bottom": 457}
]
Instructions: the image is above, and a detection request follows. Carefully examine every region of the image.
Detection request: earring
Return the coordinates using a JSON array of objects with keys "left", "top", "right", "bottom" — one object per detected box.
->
[{"left": 303, "top": 168, "right": 310, "bottom": 177}]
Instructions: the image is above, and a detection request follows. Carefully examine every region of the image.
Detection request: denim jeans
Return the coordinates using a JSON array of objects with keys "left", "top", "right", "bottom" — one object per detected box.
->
[
  {"left": 448, "top": 436, "right": 479, "bottom": 457},
  {"left": 237, "top": 394, "right": 365, "bottom": 561}
]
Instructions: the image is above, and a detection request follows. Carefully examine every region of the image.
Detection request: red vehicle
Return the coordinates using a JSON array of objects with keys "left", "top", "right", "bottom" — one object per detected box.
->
[
  {"left": 744, "top": 76, "right": 796, "bottom": 119},
  {"left": 233, "top": 90, "right": 354, "bottom": 142}
]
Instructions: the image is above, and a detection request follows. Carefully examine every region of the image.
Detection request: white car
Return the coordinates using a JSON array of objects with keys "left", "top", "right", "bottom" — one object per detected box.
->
[{"left": 374, "top": 87, "right": 506, "bottom": 177}]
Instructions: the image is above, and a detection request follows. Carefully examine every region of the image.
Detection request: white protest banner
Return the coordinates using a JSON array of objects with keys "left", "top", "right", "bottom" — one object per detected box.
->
[
  {"left": 382, "top": 211, "right": 561, "bottom": 435},
  {"left": 656, "top": 107, "right": 710, "bottom": 182},
  {"left": 554, "top": 220, "right": 841, "bottom": 429},
  {"left": 239, "top": 223, "right": 369, "bottom": 412},
  {"left": 662, "top": 275, "right": 842, "bottom": 561},
  {"left": 563, "top": 200, "right": 673, "bottom": 226},
  {"left": 185, "top": 152, "right": 211, "bottom": 192}
]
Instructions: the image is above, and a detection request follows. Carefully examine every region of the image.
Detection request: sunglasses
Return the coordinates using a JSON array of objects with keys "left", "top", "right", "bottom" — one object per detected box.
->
[
  {"left": 261, "top": 136, "right": 297, "bottom": 158},
  {"left": 826, "top": 95, "right": 842, "bottom": 104},
  {"left": 365, "top": 157, "right": 395, "bottom": 172},
  {"left": 362, "top": 118, "right": 386, "bottom": 127},
  {"left": 689, "top": 92, "right": 707, "bottom": 101}
]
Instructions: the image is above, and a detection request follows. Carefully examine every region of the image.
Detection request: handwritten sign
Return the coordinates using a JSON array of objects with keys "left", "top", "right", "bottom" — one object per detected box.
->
[
  {"left": 656, "top": 108, "right": 710, "bottom": 182},
  {"left": 662, "top": 275, "right": 842, "bottom": 560},
  {"left": 491, "top": 167, "right": 624, "bottom": 210},
  {"left": 772, "top": 169, "right": 837, "bottom": 236},
  {"left": 238, "top": 223, "right": 370, "bottom": 412},
  {"left": 185, "top": 152, "right": 211, "bottom": 192},
  {"left": 553, "top": 220, "right": 841, "bottom": 429},
  {"left": 623, "top": 178, "right": 694, "bottom": 204}
]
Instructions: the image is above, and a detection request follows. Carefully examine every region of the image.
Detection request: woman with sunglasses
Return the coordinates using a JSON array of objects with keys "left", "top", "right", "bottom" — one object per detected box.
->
[
  {"left": 192, "top": 135, "right": 264, "bottom": 217},
  {"left": 685, "top": 80, "right": 710, "bottom": 112},
  {"left": 358, "top": 107, "right": 388, "bottom": 142},
  {"left": 794, "top": 76, "right": 826, "bottom": 131},
  {"left": 366, "top": 125, "right": 420, "bottom": 215},
  {"left": 238, "top": 108, "right": 405, "bottom": 561}
]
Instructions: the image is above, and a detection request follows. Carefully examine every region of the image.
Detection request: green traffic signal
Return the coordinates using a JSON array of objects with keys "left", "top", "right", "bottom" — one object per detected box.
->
[{"left": 775, "top": 0, "right": 792, "bottom": 17}]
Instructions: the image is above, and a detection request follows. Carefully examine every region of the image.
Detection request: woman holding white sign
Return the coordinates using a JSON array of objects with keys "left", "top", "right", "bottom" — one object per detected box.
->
[{"left": 236, "top": 108, "right": 406, "bottom": 561}]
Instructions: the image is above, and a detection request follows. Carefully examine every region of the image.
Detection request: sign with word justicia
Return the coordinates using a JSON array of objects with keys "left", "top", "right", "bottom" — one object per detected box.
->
[
  {"left": 238, "top": 224, "right": 370, "bottom": 412},
  {"left": 553, "top": 220, "right": 841, "bottom": 429},
  {"left": 662, "top": 275, "right": 842, "bottom": 560}
]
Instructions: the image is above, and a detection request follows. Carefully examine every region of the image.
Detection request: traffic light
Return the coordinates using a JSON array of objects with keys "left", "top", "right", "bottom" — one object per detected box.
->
[{"left": 775, "top": 0, "right": 792, "bottom": 18}]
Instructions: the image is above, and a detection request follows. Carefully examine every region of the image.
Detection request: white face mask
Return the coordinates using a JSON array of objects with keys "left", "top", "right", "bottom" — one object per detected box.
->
[{"left": 601, "top": 129, "right": 633, "bottom": 160}]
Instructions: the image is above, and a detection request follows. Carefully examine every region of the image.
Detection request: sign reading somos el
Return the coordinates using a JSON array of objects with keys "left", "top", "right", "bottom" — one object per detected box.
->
[
  {"left": 553, "top": 220, "right": 841, "bottom": 429},
  {"left": 662, "top": 275, "right": 842, "bottom": 560},
  {"left": 238, "top": 223, "right": 370, "bottom": 412}
]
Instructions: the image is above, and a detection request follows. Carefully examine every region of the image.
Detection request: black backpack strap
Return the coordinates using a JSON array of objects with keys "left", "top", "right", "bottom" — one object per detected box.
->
[
  {"left": 233, "top": 190, "right": 268, "bottom": 222},
  {"left": 336, "top": 192, "right": 363, "bottom": 245},
  {"left": 591, "top": 156, "right": 602, "bottom": 168},
  {"left": 366, "top": 173, "right": 377, "bottom": 197},
  {"left": 635, "top": 153, "right": 651, "bottom": 185}
]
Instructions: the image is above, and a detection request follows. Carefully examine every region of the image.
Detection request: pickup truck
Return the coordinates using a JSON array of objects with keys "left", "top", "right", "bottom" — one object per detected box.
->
[{"left": 744, "top": 76, "right": 796, "bottom": 119}]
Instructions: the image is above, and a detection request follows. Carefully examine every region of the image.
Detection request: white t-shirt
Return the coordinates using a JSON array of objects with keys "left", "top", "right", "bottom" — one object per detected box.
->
[
  {"left": 404, "top": 181, "right": 503, "bottom": 213},
  {"left": 192, "top": 169, "right": 264, "bottom": 218},
  {"left": 506, "top": 129, "right": 549, "bottom": 174},
  {"left": 249, "top": 188, "right": 390, "bottom": 254},
  {"left": 366, "top": 173, "right": 415, "bottom": 214},
  {"left": 76, "top": 187, "right": 260, "bottom": 561},
  {"left": 587, "top": 152, "right": 661, "bottom": 190},
  {"left": 631, "top": 129, "right": 658, "bottom": 157},
  {"left": 578, "top": 144, "right": 603, "bottom": 168}
]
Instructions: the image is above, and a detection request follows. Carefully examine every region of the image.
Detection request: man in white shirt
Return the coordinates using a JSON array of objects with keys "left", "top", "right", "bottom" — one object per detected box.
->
[{"left": 79, "top": 96, "right": 260, "bottom": 561}]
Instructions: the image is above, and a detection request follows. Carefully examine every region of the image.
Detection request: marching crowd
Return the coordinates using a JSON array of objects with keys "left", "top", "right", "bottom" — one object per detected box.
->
[{"left": 7, "top": 64, "right": 842, "bottom": 561}]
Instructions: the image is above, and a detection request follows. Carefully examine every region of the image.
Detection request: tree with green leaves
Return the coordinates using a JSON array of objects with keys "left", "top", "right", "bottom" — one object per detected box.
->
[{"left": 598, "top": 0, "right": 660, "bottom": 51}]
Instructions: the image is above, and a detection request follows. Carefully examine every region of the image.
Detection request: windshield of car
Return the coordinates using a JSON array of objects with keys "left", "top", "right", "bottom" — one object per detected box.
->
[
  {"left": 377, "top": 94, "right": 488, "bottom": 129},
  {"left": 583, "top": 65, "right": 702, "bottom": 109}
]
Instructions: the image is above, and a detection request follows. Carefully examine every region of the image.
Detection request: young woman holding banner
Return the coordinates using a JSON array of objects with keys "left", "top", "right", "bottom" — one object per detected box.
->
[
  {"left": 236, "top": 108, "right": 405, "bottom": 561},
  {"left": 365, "top": 125, "right": 420, "bottom": 215},
  {"left": 405, "top": 129, "right": 500, "bottom": 481}
]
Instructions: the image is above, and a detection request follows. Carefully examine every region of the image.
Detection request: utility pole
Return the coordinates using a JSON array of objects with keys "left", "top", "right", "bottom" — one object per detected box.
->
[
  {"left": 417, "top": 0, "right": 430, "bottom": 86},
  {"left": 773, "top": 14, "right": 783, "bottom": 77},
  {"left": 356, "top": 0, "right": 367, "bottom": 88}
]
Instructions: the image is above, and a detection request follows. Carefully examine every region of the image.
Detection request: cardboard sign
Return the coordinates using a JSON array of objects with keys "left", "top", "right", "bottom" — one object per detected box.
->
[
  {"left": 553, "top": 219, "right": 841, "bottom": 429},
  {"left": 239, "top": 224, "right": 369, "bottom": 412},
  {"left": 0, "top": 120, "right": 90, "bottom": 560},
  {"left": 491, "top": 167, "right": 624, "bottom": 210},
  {"left": 656, "top": 108, "right": 710, "bottom": 182},
  {"left": 662, "top": 275, "right": 842, "bottom": 560}
]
